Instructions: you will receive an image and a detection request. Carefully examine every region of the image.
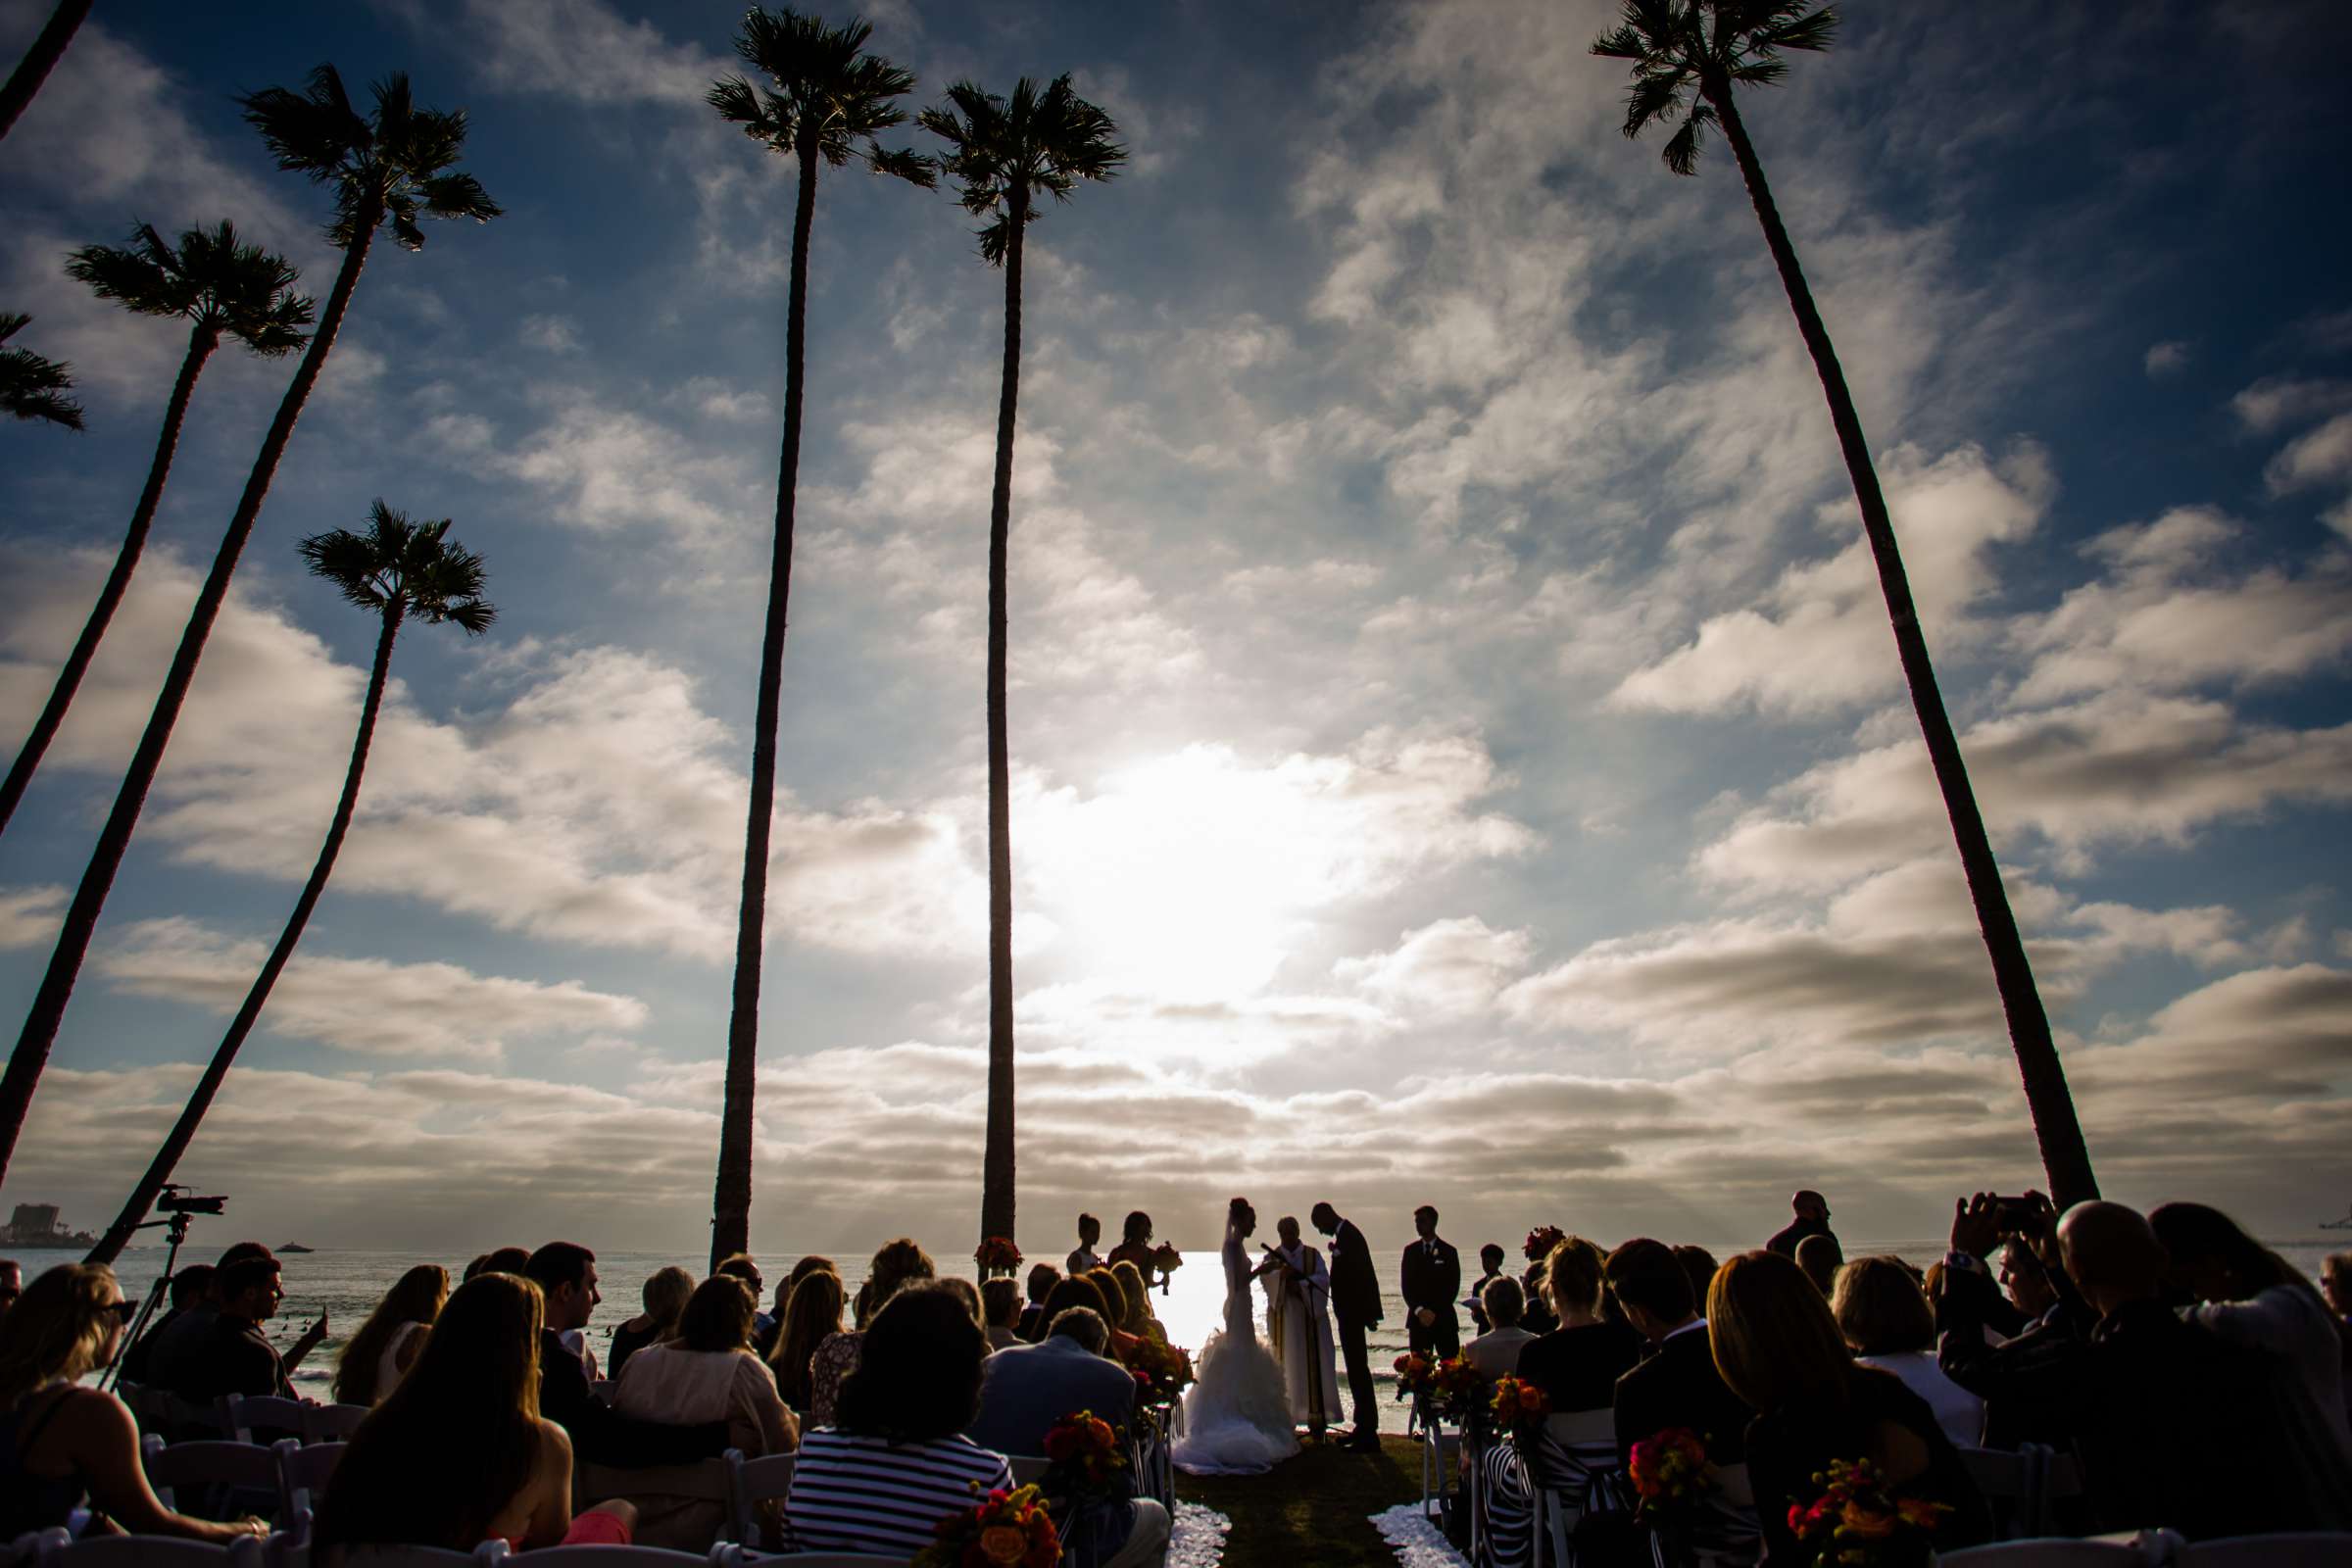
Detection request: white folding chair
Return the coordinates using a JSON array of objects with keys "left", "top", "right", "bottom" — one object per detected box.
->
[
  {"left": 518, "top": 1548, "right": 724, "bottom": 1565},
  {"left": 272, "top": 1440, "right": 347, "bottom": 1522},
  {"left": 1959, "top": 1447, "right": 2038, "bottom": 1541},
  {"left": 302, "top": 1404, "right": 370, "bottom": 1444},
  {"left": 35, "top": 1536, "right": 267, "bottom": 1568},
  {"left": 2177, "top": 1535, "right": 2352, "bottom": 1568},
  {"left": 223, "top": 1396, "right": 311, "bottom": 1446},
  {"left": 1006, "top": 1454, "right": 1051, "bottom": 1487},
  {"left": 141, "top": 1434, "right": 282, "bottom": 1516},
  {"left": 2033, "top": 1446, "right": 2084, "bottom": 1535},
  {"left": 303, "top": 1547, "right": 508, "bottom": 1567},
  {"left": 1935, "top": 1540, "right": 2160, "bottom": 1567},
  {"left": 731, "top": 1556, "right": 906, "bottom": 1567},
  {"left": 722, "top": 1448, "right": 797, "bottom": 1547},
  {"left": 572, "top": 1459, "right": 731, "bottom": 1513},
  {"left": 10, "top": 1532, "right": 65, "bottom": 1568},
  {"left": 1529, "top": 1408, "right": 1618, "bottom": 1568}
]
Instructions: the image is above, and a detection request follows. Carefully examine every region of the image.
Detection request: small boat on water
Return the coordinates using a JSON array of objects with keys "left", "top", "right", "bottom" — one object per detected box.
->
[
  {"left": 2323, "top": 1204, "right": 2352, "bottom": 1231},
  {"left": 279, "top": 1243, "right": 317, "bottom": 1253}
]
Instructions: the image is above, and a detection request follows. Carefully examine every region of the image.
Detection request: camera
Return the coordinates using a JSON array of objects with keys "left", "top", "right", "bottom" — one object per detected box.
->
[{"left": 156, "top": 1187, "right": 227, "bottom": 1216}]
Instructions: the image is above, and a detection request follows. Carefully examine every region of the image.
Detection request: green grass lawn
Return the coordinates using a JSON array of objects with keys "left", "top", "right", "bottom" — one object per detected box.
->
[{"left": 1175, "top": 1434, "right": 1433, "bottom": 1568}]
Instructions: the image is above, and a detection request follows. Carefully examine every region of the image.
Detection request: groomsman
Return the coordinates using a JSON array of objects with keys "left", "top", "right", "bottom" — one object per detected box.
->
[
  {"left": 1314, "top": 1201, "right": 1383, "bottom": 1451},
  {"left": 1400, "top": 1204, "right": 1462, "bottom": 1359}
]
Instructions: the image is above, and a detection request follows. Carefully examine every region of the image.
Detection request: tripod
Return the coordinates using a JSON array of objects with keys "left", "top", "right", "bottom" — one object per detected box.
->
[{"left": 97, "top": 1206, "right": 199, "bottom": 1395}]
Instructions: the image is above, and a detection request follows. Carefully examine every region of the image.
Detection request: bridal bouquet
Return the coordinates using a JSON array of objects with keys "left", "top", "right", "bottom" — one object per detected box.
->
[
  {"left": 914, "top": 1482, "right": 1059, "bottom": 1568},
  {"left": 1630, "top": 1426, "right": 1717, "bottom": 1520},
  {"left": 1787, "top": 1458, "right": 1950, "bottom": 1567},
  {"left": 1523, "top": 1225, "right": 1566, "bottom": 1261},
  {"left": 1043, "top": 1409, "right": 1130, "bottom": 1496},
  {"left": 1151, "top": 1242, "right": 1183, "bottom": 1294},
  {"left": 974, "top": 1236, "right": 1024, "bottom": 1274}
]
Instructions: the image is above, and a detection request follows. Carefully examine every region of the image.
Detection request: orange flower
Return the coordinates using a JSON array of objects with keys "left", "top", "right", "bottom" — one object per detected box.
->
[
  {"left": 1896, "top": 1497, "right": 1950, "bottom": 1529},
  {"left": 980, "top": 1525, "right": 1030, "bottom": 1564},
  {"left": 1838, "top": 1500, "right": 1897, "bottom": 1540}
]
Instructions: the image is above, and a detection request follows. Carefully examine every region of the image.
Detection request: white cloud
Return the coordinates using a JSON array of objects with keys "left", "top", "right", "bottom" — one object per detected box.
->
[
  {"left": 2266, "top": 413, "right": 2352, "bottom": 495},
  {"left": 1335, "top": 916, "right": 1535, "bottom": 1014},
  {"left": 518, "top": 314, "right": 583, "bottom": 354},
  {"left": 396, "top": 0, "right": 727, "bottom": 108},
  {"left": 94, "top": 917, "right": 649, "bottom": 1059},
  {"left": 2230, "top": 375, "right": 2352, "bottom": 435},
  {"left": 0, "top": 886, "right": 66, "bottom": 950},
  {"left": 2142, "top": 340, "right": 2190, "bottom": 377}
]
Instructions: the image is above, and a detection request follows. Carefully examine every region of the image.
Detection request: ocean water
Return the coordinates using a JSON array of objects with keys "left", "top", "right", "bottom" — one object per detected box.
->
[{"left": 19, "top": 1233, "right": 2346, "bottom": 1437}]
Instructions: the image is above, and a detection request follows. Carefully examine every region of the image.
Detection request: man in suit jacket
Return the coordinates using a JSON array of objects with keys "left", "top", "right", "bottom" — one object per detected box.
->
[
  {"left": 524, "top": 1242, "right": 729, "bottom": 1468},
  {"left": 1314, "top": 1201, "right": 1383, "bottom": 1450},
  {"left": 967, "top": 1307, "right": 1170, "bottom": 1568},
  {"left": 1399, "top": 1204, "right": 1462, "bottom": 1360},
  {"left": 1601, "top": 1239, "right": 1750, "bottom": 1470}
]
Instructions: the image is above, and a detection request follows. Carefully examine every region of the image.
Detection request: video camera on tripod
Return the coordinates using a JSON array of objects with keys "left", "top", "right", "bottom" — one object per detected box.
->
[
  {"left": 155, "top": 1188, "right": 227, "bottom": 1216},
  {"left": 98, "top": 1185, "right": 230, "bottom": 1394}
]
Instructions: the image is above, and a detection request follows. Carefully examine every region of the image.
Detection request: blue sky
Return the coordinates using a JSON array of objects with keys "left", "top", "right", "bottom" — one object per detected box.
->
[{"left": 1, "top": 0, "right": 2347, "bottom": 1256}]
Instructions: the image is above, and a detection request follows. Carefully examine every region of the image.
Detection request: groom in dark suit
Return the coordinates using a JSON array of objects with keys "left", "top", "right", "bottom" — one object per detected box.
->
[
  {"left": 1400, "top": 1203, "right": 1462, "bottom": 1359},
  {"left": 1314, "top": 1201, "right": 1382, "bottom": 1450}
]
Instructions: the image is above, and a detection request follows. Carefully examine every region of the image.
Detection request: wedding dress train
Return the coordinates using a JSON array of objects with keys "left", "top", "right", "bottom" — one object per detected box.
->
[{"left": 1171, "top": 1226, "right": 1300, "bottom": 1475}]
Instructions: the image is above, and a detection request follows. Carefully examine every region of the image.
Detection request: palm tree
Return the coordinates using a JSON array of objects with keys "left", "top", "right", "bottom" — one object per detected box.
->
[
  {"left": 1591, "top": 0, "right": 2098, "bottom": 1205},
  {"left": 0, "top": 0, "right": 93, "bottom": 142},
  {"left": 0, "top": 313, "right": 81, "bottom": 428},
  {"left": 703, "top": 8, "right": 933, "bottom": 1272},
  {"left": 0, "top": 223, "right": 313, "bottom": 841},
  {"left": 918, "top": 76, "right": 1122, "bottom": 1246},
  {"left": 0, "top": 65, "right": 500, "bottom": 1186},
  {"left": 86, "top": 505, "right": 492, "bottom": 1266}
]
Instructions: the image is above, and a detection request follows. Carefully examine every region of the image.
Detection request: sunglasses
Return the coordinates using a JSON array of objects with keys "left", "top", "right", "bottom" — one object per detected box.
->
[{"left": 104, "top": 1298, "right": 140, "bottom": 1321}]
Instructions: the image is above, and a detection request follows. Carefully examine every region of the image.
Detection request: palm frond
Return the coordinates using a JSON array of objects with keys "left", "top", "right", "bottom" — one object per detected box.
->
[
  {"left": 862, "top": 142, "right": 936, "bottom": 186},
  {"left": 304, "top": 501, "right": 495, "bottom": 632},
  {"left": 1662, "top": 102, "right": 1715, "bottom": 175},
  {"left": 66, "top": 223, "right": 197, "bottom": 318},
  {"left": 237, "top": 64, "right": 369, "bottom": 182}
]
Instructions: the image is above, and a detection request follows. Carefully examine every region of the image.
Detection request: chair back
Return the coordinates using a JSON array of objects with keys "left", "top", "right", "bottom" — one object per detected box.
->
[
  {"left": 272, "top": 1440, "right": 348, "bottom": 1520},
  {"left": 304, "top": 1404, "right": 370, "bottom": 1444},
  {"left": 141, "top": 1435, "right": 281, "bottom": 1512},
  {"left": 1539, "top": 1409, "right": 1614, "bottom": 1448},
  {"left": 1934, "top": 1540, "right": 2159, "bottom": 1567},
  {"left": 731, "top": 1557, "right": 907, "bottom": 1567},
  {"left": 279, "top": 1546, "right": 505, "bottom": 1567},
  {"left": 573, "top": 1459, "right": 731, "bottom": 1511},
  {"left": 513, "top": 1549, "right": 715, "bottom": 1565},
  {"left": 32, "top": 1536, "right": 267, "bottom": 1568},
  {"left": 1006, "top": 1455, "right": 1051, "bottom": 1487},
  {"left": 2178, "top": 1536, "right": 2352, "bottom": 1568},
  {"left": 722, "top": 1449, "right": 798, "bottom": 1547},
  {"left": 224, "top": 1396, "right": 311, "bottom": 1446},
  {"left": 1959, "top": 1446, "right": 2036, "bottom": 1540},
  {"left": 119, "top": 1384, "right": 231, "bottom": 1441}
]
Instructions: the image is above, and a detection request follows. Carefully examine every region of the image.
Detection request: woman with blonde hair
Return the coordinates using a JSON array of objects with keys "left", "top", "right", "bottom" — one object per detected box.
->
[
  {"left": 333, "top": 1262, "right": 448, "bottom": 1406},
  {"left": 0, "top": 1264, "right": 268, "bottom": 1542},
  {"left": 317, "top": 1272, "right": 635, "bottom": 1553},
  {"left": 810, "top": 1239, "right": 935, "bottom": 1428},
  {"left": 1109, "top": 1259, "right": 1164, "bottom": 1342},
  {"left": 610, "top": 1265, "right": 693, "bottom": 1380},
  {"left": 1831, "top": 1256, "right": 1983, "bottom": 1447},
  {"left": 1710, "top": 1250, "right": 1988, "bottom": 1561},
  {"left": 769, "top": 1268, "right": 844, "bottom": 1414}
]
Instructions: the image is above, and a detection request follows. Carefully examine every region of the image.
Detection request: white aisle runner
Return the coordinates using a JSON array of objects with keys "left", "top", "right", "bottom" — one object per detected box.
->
[
  {"left": 1168, "top": 1499, "right": 1234, "bottom": 1568},
  {"left": 1370, "top": 1500, "right": 1472, "bottom": 1568}
]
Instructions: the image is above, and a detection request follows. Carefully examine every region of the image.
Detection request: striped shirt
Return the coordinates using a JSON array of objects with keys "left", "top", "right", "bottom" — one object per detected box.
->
[{"left": 783, "top": 1428, "right": 1014, "bottom": 1557}]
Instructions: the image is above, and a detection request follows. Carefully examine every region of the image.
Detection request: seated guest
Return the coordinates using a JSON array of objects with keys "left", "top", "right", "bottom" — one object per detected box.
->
[
  {"left": 784, "top": 1284, "right": 1015, "bottom": 1558},
  {"left": 981, "top": 1278, "right": 1023, "bottom": 1351},
  {"left": 784, "top": 1254, "right": 835, "bottom": 1297},
  {"left": 1017, "top": 1263, "right": 1061, "bottom": 1342},
  {"left": 1085, "top": 1269, "right": 1146, "bottom": 1360},
  {"left": 810, "top": 1237, "right": 935, "bottom": 1428},
  {"left": 1712, "top": 1250, "right": 1991, "bottom": 1562},
  {"left": 1793, "top": 1232, "right": 1842, "bottom": 1297},
  {"left": 770, "top": 1269, "right": 844, "bottom": 1415},
  {"left": 2326, "top": 1251, "right": 2352, "bottom": 1323},
  {"left": 1038, "top": 1274, "right": 1113, "bottom": 1350},
  {"left": 1514, "top": 1236, "right": 1642, "bottom": 1407},
  {"left": 1673, "top": 1245, "right": 1720, "bottom": 1311},
  {"left": 1107, "top": 1211, "right": 1156, "bottom": 1276},
  {"left": 1939, "top": 1199, "right": 2350, "bottom": 1536},
  {"left": 2151, "top": 1201, "right": 2352, "bottom": 1457},
  {"left": 317, "top": 1272, "right": 636, "bottom": 1553},
  {"left": 522, "top": 1242, "right": 727, "bottom": 1468},
  {"left": 1466, "top": 1244, "right": 1506, "bottom": 1336},
  {"left": 164, "top": 1246, "right": 327, "bottom": 1403},
  {"left": 1997, "top": 1236, "right": 2058, "bottom": 1329},
  {"left": 0, "top": 1264, "right": 269, "bottom": 1544},
  {"left": 118, "top": 1263, "right": 210, "bottom": 1386},
  {"left": 1831, "top": 1256, "right": 1983, "bottom": 1447},
  {"left": 1464, "top": 1275, "right": 1536, "bottom": 1379},
  {"left": 464, "top": 1247, "right": 534, "bottom": 1283},
  {"left": 967, "top": 1307, "right": 1172, "bottom": 1568},
  {"left": 1603, "top": 1238, "right": 1750, "bottom": 1471},
  {"left": 940, "top": 1276, "right": 986, "bottom": 1328},
  {"left": 1518, "top": 1257, "right": 1557, "bottom": 1336},
  {"left": 1109, "top": 1259, "right": 1163, "bottom": 1344},
  {"left": 612, "top": 1275, "right": 798, "bottom": 1548},
  {"left": 713, "top": 1253, "right": 775, "bottom": 1355},
  {"left": 333, "top": 1262, "right": 448, "bottom": 1406},
  {"left": 1935, "top": 1196, "right": 2096, "bottom": 1449},
  {"left": 609, "top": 1265, "right": 692, "bottom": 1380}
]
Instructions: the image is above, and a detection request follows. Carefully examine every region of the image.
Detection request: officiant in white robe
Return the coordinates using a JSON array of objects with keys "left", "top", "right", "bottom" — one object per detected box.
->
[{"left": 1263, "top": 1215, "right": 1341, "bottom": 1434}]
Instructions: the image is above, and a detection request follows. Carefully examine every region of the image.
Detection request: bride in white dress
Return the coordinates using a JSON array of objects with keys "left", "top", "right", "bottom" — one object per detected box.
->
[{"left": 1171, "top": 1198, "right": 1300, "bottom": 1476}]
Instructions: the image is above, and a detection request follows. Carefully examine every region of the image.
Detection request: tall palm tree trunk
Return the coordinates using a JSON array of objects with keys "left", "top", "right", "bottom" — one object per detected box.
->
[
  {"left": 710, "top": 131, "right": 822, "bottom": 1271},
  {"left": 85, "top": 604, "right": 402, "bottom": 1265},
  {"left": 980, "top": 192, "right": 1026, "bottom": 1247},
  {"left": 0, "top": 205, "right": 379, "bottom": 1186},
  {"left": 1702, "top": 76, "right": 2097, "bottom": 1206},
  {"left": 0, "top": 0, "right": 93, "bottom": 142},
  {"left": 0, "top": 322, "right": 220, "bottom": 840}
]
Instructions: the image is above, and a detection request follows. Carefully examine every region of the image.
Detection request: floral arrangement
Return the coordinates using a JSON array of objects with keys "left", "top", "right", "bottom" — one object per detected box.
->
[
  {"left": 1629, "top": 1427, "right": 1716, "bottom": 1521},
  {"left": 1787, "top": 1458, "right": 1950, "bottom": 1566},
  {"left": 974, "top": 1236, "right": 1024, "bottom": 1272},
  {"left": 1124, "top": 1338, "right": 1195, "bottom": 1405},
  {"left": 1042, "top": 1409, "right": 1129, "bottom": 1496},
  {"left": 1489, "top": 1374, "right": 1549, "bottom": 1432},
  {"left": 1391, "top": 1350, "right": 1436, "bottom": 1402},
  {"left": 1523, "top": 1226, "right": 1566, "bottom": 1261},
  {"left": 1151, "top": 1242, "right": 1183, "bottom": 1294},
  {"left": 1432, "top": 1353, "right": 1488, "bottom": 1416},
  {"left": 914, "top": 1482, "right": 1059, "bottom": 1568}
]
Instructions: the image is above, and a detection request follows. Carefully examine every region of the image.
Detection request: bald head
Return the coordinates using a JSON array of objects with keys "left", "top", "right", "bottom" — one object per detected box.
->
[{"left": 2057, "top": 1201, "right": 2166, "bottom": 1315}]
